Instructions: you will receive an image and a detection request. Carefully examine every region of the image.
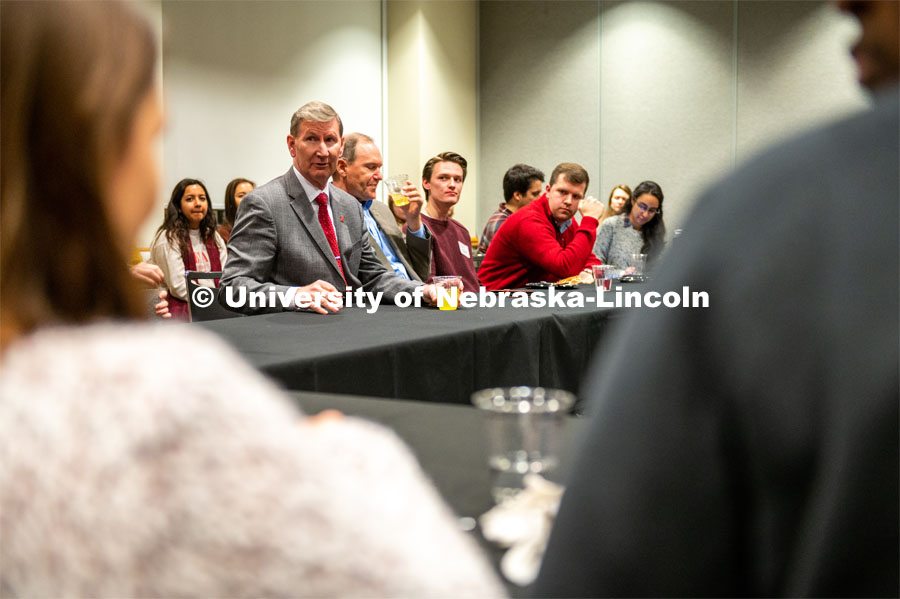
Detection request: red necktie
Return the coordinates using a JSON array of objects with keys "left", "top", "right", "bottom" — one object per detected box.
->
[{"left": 314, "top": 192, "right": 346, "bottom": 283}]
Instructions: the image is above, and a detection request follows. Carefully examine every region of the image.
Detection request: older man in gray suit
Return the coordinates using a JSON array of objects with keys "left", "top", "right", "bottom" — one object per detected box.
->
[
  {"left": 332, "top": 133, "right": 431, "bottom": 282},
  {"left": 220, "top": 101, "right": 438, "bottom": 315}
]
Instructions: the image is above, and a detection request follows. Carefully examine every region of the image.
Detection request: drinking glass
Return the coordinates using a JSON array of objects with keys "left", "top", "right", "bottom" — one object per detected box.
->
[{"left": 384, "top": 175, "right": 410, "bottom": 207}]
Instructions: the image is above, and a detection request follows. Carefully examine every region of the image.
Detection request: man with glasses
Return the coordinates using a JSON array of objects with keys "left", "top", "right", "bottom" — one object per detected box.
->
[{"left": 478, "top": 162, "right": 603, "bottom": 290}]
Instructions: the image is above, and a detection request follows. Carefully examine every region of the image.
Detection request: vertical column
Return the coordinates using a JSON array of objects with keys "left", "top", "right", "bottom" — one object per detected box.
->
[{"left": 386, "top": 0, "right": 478, "bottom": 233}]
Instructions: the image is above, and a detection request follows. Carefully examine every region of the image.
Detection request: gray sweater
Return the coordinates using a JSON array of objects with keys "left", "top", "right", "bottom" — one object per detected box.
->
[{"left": 592, "top": 214, "right": 644, "bottom": 268}]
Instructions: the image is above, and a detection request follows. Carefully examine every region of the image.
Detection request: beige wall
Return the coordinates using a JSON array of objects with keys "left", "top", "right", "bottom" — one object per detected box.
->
[
  {"left": 138, "top": 0, "right": 383, "bottom": 247},
  {"left": 386, "top": 1, "right": 479, "bottom": 234},
  {"left": 735, "top": 1, "right": 865, "bottom": 161},
  {"left": 598, "top": 1, "right": 735, "bottom": 232},
  {"left": 478, "top": 0, "right": 868, "bottom": 236},
  {"left": 137, "top": 0, "right": 869, "bottom": 249},
  {"left": 478, "top": 0, "right": 601, "bottom": 233}
]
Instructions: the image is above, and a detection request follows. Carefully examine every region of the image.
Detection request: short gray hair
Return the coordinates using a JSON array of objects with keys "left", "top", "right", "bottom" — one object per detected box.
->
[
  {"left": 341, "top": 132, "right": 376, "bottom": 163},
  {"left": 290, "top": 101, "right": 343, "bottom": 137}
]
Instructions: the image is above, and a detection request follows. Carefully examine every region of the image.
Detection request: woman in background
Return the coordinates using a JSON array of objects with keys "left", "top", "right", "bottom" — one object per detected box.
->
[
  {"left": 149, "top": 178, "right": 227, "bottom": 320},
  {"left": 598, "top": 184, "right": 631, "bottom": 225},
  {"left": 593, "top": 180, "right": 666, "bottom": 269},
  {"left": 217, "top": 177, "right": 254, "bottom": 242},
  {"left": 0, "top": 3, "right": 503, "bottom": 597}
]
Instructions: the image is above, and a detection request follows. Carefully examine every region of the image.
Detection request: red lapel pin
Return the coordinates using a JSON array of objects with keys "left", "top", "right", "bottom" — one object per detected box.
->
[{"left": 340, "top": 215, "right": 344, "bottom": 222}]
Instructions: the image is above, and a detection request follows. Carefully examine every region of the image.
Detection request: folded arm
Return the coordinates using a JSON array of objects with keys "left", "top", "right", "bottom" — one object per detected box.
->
[{"left": 518, "top": 215, "right": 601, "bottom": 280}]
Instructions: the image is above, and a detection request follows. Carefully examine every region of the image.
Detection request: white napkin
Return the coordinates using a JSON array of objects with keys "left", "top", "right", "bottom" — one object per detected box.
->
[{"left": 478, "top": 474, "right": 565, "bottom": 586}]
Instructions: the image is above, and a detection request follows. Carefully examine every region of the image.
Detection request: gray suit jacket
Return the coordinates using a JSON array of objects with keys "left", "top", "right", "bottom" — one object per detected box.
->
[
  {"left": 220, "top": 169, "right": 420, "bottom": 313},
  {"left": 366, "top": 199, "right": 432, "bottom": 282}
]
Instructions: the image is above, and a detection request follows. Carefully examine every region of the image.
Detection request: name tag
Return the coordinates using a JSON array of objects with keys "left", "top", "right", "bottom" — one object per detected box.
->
[{"left": 458, "top": 240, "right": 471, "bottom": 258}]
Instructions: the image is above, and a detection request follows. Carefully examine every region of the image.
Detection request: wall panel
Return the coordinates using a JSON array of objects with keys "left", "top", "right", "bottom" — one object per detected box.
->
[
  {"left": 478, "top": 0, "right": 868, "bottom": 237},
  {"left": 478, "top": 1, "right": 601, "bottom": 231},
  {"left": 599, "top": 0, "right": 734, "bottom": 232},
  {"left": 154, "top": 1, "right": 382, "bottom": 245}
]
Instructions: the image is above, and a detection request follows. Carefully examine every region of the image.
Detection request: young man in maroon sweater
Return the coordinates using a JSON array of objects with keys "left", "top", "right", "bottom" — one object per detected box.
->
[
  {"left": 478, "top": 162, "right": 604, "bottom": 290},
  {"left": 419, "top": 152, "right": 480, "bottom": 293}
]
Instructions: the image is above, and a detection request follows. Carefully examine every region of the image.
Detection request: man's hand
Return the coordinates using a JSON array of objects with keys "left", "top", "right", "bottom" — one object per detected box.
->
[
  {"left": 399, "top": 182, "right": 425, "bottom": 231},
  {"left": 131, "top": 262, "right": 165, "bottom": 287},
  {"left": 303, "top": 409, "right": 345, "bottom": 425},
  {"left": 421, "top": 278, "right": 464, "bottom": 305},
  {"left": 153, "top": 289, "right": 172, "bottom": 318},
  {"left": 579, "top": 196, "right": 605, "bottom": 220},
  {"left": 294, "top": 280, "right": 343, "bottom": 314},
  {"left": 421, "top": 284, "right": 438, "bottom": 305}
]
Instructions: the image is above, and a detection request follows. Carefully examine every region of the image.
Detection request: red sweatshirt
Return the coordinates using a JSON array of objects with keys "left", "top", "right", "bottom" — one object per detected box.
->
[{"left": 478, "top": 194, "right": 601, "bottom": 290}]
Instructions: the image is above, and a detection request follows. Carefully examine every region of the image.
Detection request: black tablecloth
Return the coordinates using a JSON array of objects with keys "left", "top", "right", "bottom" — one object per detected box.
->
[
  {"left": 199, "top": 287, "right": 619, "bottom": 404},
  {"left": 290, "top": 390, "right": 587, "bottom": 596}
]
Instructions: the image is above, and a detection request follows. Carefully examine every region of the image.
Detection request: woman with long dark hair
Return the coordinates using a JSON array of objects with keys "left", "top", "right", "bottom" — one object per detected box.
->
[
  {"left": 149, "top": 178, "right": 227, "bottom": 319},
  {"left": 217, "top": 177, "right": 255, "bottom": 242},
  {"left": 593, "top": 180, "right": 666, "bottom": 269},
  {"left": 0, "top": 3, "right": 501, "bottom": 594}
]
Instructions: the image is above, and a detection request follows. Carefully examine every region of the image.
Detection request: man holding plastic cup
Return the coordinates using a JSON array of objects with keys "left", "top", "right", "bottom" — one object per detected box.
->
[{"left": 332, "top": 133, "right": 432, "bottom": 282}]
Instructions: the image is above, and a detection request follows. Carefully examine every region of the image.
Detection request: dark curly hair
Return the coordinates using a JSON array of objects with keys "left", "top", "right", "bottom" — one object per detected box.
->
[
  {"left": 623, "top": 180, "right": 666, "bottom": 261},
  {"left": 156, "top": 178, "right": 217, "bottom": 257}
]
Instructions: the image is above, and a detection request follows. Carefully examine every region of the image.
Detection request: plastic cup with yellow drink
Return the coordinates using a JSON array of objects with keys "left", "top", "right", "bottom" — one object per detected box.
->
[
  {"left": 384, "top": 174, "right": 410, "bottom": 207},
  {"left": 433, "top": 275, "right": 462, "bottom": 310}
]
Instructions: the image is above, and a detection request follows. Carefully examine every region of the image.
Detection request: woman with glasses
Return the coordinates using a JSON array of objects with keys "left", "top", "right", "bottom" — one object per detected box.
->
[{"left": 593, "top": 180, "right": 666, "bottom": 270}]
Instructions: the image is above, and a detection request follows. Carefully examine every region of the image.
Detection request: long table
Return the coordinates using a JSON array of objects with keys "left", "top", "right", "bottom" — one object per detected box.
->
[
  {"left": 198, "top": 286, "right": 619, "bottom": 404},
  {"left": 290, "top": 390, "right": 588, "bottom": 596}
]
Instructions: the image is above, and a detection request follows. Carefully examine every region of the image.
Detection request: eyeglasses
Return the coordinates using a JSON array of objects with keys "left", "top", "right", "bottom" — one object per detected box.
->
[{"left": 635, "top": 202, "right": 660, "bottom": 215}]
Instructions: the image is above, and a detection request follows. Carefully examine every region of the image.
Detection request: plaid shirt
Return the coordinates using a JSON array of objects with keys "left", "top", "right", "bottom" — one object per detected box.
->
[{"left": 477, "top": 203, "right": 513, "bottom": 254}]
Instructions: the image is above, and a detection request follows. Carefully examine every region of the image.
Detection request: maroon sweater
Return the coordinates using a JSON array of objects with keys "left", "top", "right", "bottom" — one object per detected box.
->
[
  {"left": 421, "top": 214, "right": 480, "bottom": 292},
  {"left": 478, "top": 194, "right": 601, "bottom": 290}
]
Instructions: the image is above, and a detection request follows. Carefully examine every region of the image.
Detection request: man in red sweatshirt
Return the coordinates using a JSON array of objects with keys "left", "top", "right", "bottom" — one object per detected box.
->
[{"left": 478, "top": 162, "right": 603, "bottom": 290}]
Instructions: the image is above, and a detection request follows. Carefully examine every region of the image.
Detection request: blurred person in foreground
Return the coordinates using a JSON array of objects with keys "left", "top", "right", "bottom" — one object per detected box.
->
[
  {"left": 476, "top": 163, "right": 545, "bottom": 255},
  {"left": 0, "top": 2, "right": 504, "bottom": 597},
  {"left": 332, "top": 133, "right": 432, "bottom": 281},
  {"left": 478, "top": 163, "right": 603, "bottom": 290},
  {"left": 533, "top": 1, "right": 898, "bottom": 596}
]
